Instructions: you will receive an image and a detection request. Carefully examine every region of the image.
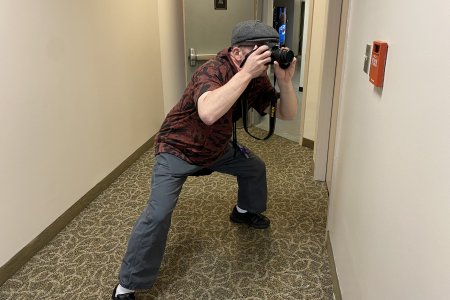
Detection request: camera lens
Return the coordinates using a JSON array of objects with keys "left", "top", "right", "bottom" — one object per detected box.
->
[{"left": 270, "top": 47, "right": 294, "bottom": 69}]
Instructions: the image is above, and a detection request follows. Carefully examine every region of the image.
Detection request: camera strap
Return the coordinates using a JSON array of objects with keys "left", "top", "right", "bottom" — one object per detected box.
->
[
  {"left": 241, "top": 80, "right": 277, "bottom": 141},
  {"left": 239, "top": 75, "right": 277, "bottom": 141},
  {"left": 232, "top": 87, "right": 277, "bottom": 157}
]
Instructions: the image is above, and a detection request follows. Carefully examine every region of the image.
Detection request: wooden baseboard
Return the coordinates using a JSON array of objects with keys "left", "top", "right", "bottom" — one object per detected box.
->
[
  {"left": 326, "top": 231, "right": 342, "bottom": 300},
  {"left": 302, "top": 137, "right": 314, "bottom": 149},
  {"left": 0, "top": 136, "right": 154, "bottom": 286}
]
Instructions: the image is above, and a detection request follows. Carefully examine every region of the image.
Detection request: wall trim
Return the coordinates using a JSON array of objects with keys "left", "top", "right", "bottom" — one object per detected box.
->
[
  {"left": 326, "top": 230, "right": 342, "bottom": 300},
  {"left": 0, "top": 136, "right": 155, "bottom": 286},
  {"left": 302, "top": 137, "right": 315, "bottom": 149}
]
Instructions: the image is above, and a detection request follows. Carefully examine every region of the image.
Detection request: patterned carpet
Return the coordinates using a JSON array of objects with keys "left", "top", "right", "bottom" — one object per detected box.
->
[{"left": 0, "top": 129, "right": 333, "bottom": 299}]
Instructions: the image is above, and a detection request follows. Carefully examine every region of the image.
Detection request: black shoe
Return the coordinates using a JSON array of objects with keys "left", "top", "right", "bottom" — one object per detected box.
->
[
  {"left": 230, "top": 207, "right": 270, "bottom": 229},
  {"left": 112, "top": 284, "right": 135, "bottom": 300}
]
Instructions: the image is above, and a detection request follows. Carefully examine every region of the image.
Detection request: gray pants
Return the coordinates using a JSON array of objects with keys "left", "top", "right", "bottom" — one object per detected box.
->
[{"left": 118, "top": 143, "right": 267, "bottom": 290}]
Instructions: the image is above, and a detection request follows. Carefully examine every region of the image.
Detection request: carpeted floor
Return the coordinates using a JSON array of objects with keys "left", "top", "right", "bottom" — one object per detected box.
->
[{"left": 0, "top": 129, "right": 333, "bottom": 299}]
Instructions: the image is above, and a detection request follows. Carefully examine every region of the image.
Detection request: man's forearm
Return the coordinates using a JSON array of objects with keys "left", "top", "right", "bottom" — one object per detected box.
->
[
  {"left": 277, "top": 81, "right": 298, "bottom": 120},
  {"left": 197, "top": 71, "right": 252, "bottom": 125}
]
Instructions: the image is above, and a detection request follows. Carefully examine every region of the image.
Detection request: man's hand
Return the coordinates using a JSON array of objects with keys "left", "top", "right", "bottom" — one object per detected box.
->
[
  {"left": 240, "top": 45, "right": 272, "bottom": 79},
  {"left": 273, "top": 48, "right": 297, "bottom": 84}
]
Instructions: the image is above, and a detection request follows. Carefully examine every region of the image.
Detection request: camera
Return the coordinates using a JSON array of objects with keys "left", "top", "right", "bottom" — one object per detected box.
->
[{"left": 270, "top": 46, "right": 294, "bottom": 69}]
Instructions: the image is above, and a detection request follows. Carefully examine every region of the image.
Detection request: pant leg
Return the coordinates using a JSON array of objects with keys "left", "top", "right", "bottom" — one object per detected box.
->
[
  {"left": 210, "top": 143, "right": 267, "bottom": 213},
  {"left": 118, "top": 153, "right": 202, "bottom": 290}
]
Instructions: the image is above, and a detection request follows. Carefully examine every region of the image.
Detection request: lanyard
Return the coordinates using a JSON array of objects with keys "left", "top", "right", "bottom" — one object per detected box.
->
[
  {"left": 232, "top": 74, "right": 277, "bottom": 156},
  {"left": 240, "top": 75, "right": 277, "bottom": 141}
]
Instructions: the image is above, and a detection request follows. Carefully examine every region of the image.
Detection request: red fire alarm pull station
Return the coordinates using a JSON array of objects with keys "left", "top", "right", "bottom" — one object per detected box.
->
[{"left": 369, "top": 41, "right": 388, "bottom": 87}]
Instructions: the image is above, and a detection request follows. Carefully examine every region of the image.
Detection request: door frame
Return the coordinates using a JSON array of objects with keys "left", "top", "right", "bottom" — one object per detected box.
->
[
  {"left": 312, "top": 0, "right": 343, "bottom": 181},
  {"left": 298, "top": 0, "right": 314, "bottom": 144},
  {"left": 307, "top": 0, "right": 349, "bottom": 185},
  {"left": 326, "top": 0, "right": 350, "bottom": 190}
]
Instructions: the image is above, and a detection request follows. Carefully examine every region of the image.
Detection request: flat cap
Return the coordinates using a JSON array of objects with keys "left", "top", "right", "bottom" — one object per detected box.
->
[{"left": 231, "top": 20, "right": 279, "bottom": 45}]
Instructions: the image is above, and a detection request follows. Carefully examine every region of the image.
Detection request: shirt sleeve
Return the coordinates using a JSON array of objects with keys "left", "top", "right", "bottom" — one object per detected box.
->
[{"left": 192, "top": 60, "right": 225, "bottom": 105}]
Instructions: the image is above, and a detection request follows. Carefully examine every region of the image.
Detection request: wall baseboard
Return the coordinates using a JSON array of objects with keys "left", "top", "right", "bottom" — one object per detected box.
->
[
  {"left": 0, "top": 136, "right": 155, "bottom": 286},
  {"left": 302, "top": 137, "right": 314, "bottom": 149},
  {"left": 326, "top": 231, "right": 342, "bottom": 300}
]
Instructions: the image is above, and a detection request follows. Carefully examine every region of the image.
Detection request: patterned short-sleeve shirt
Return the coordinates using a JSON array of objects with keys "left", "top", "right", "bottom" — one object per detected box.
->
[{"left": 155, "top": 48, "right": 278, "bottom": 167}]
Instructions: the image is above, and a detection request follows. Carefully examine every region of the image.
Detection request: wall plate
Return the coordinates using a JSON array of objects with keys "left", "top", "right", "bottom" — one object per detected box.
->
[{"left": 363, "top": 44, "right": 371, "bottom": 74}]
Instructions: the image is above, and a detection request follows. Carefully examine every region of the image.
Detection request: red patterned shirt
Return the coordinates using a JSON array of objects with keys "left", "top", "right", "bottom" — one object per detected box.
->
[{"left": 155, "top": 48, "right": 278, "bottom": 167}]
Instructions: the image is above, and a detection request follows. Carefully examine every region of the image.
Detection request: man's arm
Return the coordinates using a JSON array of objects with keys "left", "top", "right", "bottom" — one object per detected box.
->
[
  {"left": 197, "top": 46, "right": 272, "bottom": 125},
  {"left": 267, "top": 58, "right": 298, "bottom": 120},
  {"left": 197, "top": 71, "right": 252, "bottom": 126}
]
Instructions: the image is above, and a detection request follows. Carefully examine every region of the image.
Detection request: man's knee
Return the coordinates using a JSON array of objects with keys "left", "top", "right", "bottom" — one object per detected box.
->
[
  {"left": 251, "top": 156, "right": 266, "bottom": 174},
  {"left": 145, "top": 199, "right": 176, "bottom": 224}
]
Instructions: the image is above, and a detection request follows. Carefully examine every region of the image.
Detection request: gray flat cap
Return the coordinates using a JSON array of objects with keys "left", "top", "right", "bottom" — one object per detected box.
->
[{"left": 231, "top": 20, "right": 279, "bottom": 45}]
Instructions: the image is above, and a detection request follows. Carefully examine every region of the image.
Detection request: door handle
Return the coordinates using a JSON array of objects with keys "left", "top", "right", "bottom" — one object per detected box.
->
[{"left": 188, "top": 48, "right": 215, "bottom": 66}]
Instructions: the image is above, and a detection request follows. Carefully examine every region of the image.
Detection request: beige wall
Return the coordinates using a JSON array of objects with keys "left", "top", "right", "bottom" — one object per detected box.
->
[
  {"left": 328, "top": 0, "right": 450, "bottom": 298},
  {"left": 0, "top": 1, "right": 166, "bottom": 266}
]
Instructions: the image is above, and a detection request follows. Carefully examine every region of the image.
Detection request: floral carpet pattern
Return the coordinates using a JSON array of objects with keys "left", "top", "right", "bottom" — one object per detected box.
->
[{"left": 0, "top": 129, "right": 333, "bottom": 299}]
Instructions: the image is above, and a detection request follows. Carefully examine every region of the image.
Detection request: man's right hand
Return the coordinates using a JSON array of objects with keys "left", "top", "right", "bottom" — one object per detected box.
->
[{"left": 240, "top": 45, "right": 272, "bottom": 79}]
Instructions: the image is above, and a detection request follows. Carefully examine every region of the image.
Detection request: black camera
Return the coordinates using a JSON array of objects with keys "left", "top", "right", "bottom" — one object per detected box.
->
[{"left": 270, "top": 46, "right": 294, "bottom": 69}]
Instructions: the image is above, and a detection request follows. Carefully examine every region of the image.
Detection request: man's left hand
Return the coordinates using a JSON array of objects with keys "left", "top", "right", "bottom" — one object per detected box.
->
[{"left": 273, "top": 48, "right": 297, "bottom": 83}]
